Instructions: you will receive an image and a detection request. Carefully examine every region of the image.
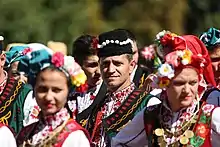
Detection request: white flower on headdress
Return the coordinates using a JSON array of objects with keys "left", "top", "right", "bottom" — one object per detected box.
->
[
  {"left": 64, "top": 56, "right": 75, "bottom": 74},
  {"left": 158, "top": 63, "right": 174, "bottom": 79},
  {"left": 156, "top": 30, "right": 167, "bottom": 40}
]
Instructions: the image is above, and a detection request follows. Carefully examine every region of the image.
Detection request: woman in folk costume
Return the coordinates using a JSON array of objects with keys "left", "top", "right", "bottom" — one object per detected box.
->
[
  {"left": 16, "top": 48, "right": 90, "bottom": 147},
  {"left": 111, "top": 31, "right": 220, "bottom": 147}
]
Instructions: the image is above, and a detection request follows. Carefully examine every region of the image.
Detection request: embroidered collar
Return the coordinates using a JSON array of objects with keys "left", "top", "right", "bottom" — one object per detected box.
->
[
  {"left": 110, "top": 83, "right": 135, "bottom": 100},
  {"left": 30, "top": 108, "right": 70, "bottom": 145},
  {"left": 43, "top": 108, "right": 69, "bottom": 127},
  {"left": 159, "top": 92, "right": 198, "bottom": 129}
]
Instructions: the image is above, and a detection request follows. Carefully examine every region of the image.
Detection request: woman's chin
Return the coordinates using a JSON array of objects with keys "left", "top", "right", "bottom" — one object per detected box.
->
[{"left": 180, "top": 99, "right": 193, "bottom": 108}]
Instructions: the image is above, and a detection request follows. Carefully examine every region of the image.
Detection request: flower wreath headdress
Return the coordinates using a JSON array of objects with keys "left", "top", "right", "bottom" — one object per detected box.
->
[
  {"left": 48, "top": 52, "right": 88, "bottom": 92},
  {"left": 152, "top": 30, "right": 207, "bottom": 89},
  {"left": 19, "top": 48, "right": 88, "bottom": 93}
]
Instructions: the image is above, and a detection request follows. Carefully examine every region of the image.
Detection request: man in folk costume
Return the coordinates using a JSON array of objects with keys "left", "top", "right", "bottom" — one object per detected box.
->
[
  {"left": 200, "top": 28, "right": 220, "bottom": 87},
  {"left": 84, "top": 30, "right": 155, "bottom": 147},
  {"left": 0, "top": 37, "right": 33, "bottom": 134},
  {"left": 113, "top": 28, "right": 150, "bottom": 88},
  {"left": 199, "top": 28, "right": 220, "bottom": 106},
  {"left": 71, "top": 35, "right": 106, "bottom": 119},
  {"left": 112, "top": 32, "right": 220, "bottom": 147}
]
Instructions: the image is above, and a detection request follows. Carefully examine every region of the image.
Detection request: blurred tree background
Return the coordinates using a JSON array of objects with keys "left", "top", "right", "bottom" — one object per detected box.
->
[{"left": 0, "top": 0, "right": 220, "bottom": 54}]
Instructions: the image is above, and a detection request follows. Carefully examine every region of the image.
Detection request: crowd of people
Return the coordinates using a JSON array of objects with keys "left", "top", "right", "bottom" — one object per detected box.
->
[{"left": 0, "top": 27, "right": 220, "bottom": 147}]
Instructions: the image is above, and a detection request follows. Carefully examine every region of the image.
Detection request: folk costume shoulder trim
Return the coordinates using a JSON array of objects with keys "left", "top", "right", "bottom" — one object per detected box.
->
[
  {"left": 0, "top": 77, "right": 23, "bottom": 125},
  {"left": 102, "top": 88, "right": 151, "bottom": 137}
]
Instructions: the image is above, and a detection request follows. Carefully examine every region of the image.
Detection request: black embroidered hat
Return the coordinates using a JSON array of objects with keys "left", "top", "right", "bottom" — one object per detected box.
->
[{"left": 97, "top": 30, "right": 133, "bottom": 57}]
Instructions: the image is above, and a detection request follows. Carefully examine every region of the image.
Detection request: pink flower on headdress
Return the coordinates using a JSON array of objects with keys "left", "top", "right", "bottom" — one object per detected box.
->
[
  {"left": 51, "top": 52, "right": 64, "bottom": 67},
  {"left": 141, "top": 45, "right": 155, "bottom": 60},
  {"left": 165, "top": 51, "right": 180, "bottom": 67},
  {"left": 91, "top": 37, "right": 99, "bottom": 49},
  {"left": 22, "top": 47, "right": 32, "bottom": 55}
]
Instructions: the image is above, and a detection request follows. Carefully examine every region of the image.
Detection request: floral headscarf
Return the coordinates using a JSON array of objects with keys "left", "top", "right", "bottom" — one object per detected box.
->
[{"left": 153, "top": 31, "right": 216, "bottom": 92}]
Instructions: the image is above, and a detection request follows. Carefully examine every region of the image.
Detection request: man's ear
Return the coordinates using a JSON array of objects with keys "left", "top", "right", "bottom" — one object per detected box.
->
[
  {"left": 129, "top": 59, "right": 136, "bottom": 74},
  {"left": 0, "top": 53, "right": 6, "bottom": 68}
]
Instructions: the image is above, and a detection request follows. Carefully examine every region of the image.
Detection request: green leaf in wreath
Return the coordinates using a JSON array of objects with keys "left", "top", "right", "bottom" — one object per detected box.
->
[{"left": 199, "top": 115, "right": 207, "bottom": 123}]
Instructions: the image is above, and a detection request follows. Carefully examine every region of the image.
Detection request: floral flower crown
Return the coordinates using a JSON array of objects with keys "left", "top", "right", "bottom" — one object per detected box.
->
[
  {"left": 152, "top": 31, "right": 206, "bottom": 89},
  {"left": 51, "top": 52, "right": 87, "bottom": 92}
]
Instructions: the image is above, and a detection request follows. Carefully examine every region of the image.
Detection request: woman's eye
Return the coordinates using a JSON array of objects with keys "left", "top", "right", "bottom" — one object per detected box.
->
[
  {"left": 189, "top": 81, "right": 197, "bottom": 85},
  {"left": 53, "top": 88, "right": 62, "bottom": 93}
]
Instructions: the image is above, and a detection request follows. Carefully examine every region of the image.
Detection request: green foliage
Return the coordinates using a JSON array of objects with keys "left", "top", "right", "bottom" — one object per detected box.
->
[{"left": 0, "top": 0, "right": 220, "bottom": 53}]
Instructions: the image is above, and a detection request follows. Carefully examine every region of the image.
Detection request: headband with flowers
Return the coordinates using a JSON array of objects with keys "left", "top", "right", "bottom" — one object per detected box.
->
[
  {"left": 152, "top": 31, "right": 208, "bottom": 89},
  {"left": 18, "top": 47, "right": 87, "bottom": 93},
  {"left": 51, "top": 52, "right": 87, "bottom": 92}
]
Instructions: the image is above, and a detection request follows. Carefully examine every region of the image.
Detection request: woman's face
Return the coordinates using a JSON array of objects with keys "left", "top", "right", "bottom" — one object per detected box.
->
[
  {"left": 166, "top": 68, "right": 199, "bottom": 111},
  {"left": 34, "top": 69, "right": 69, "bottom": 116}
]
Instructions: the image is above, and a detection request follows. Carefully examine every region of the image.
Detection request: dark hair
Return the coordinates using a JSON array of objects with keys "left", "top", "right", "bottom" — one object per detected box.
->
[
  {"left": 208, "top": 43, "right": 220, "bottom": 51},
  {"left": 72, "top": 35, "right": 97, "bottom": 65},
  {"left": 113, "top": 28, "right": 136, "bottom": 41}
]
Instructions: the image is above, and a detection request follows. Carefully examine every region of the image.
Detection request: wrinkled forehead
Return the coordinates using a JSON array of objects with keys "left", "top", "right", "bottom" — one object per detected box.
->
[
  {"left": 100, "top": 54, "right": 128, "bottom": 62},
  {"left": 173, "top": 67, "right": 199, "bottom": 80}
]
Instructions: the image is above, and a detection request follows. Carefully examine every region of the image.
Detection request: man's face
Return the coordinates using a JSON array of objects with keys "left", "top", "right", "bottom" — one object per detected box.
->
[
  {"left": 132, "top": 41, "right": 139, "bottom": 64},
  {"left": 209, "top": 47, "right": 220, "bottom": 84},
  {"left": 9, "top": 61, "right": 27, "bottom": 83},
  {"left": 82, "top": 55, "right": 101, "bottom": 88},
  {"left": 100, "top": 54, "right": 135, "bottom": 92}
]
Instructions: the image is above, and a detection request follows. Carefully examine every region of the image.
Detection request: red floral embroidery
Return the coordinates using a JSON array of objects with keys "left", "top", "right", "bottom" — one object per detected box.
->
[
  {"left": 51, "top": 52, "right": 64, "bottom": 67},
  {"left": 196, "top": 123, "right": 209, "bottom": 138}
]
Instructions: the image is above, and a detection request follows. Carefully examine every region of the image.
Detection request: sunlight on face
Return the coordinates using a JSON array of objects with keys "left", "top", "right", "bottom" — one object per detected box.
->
[
  {"left": 166, "top": 68, "right": 199, "bottom": 112},
  {"left": 34, "top": 69, "right": 69, "bottom": 116},
  {"left": 100, "top": 54, "right": 135, "bottom": 92}
]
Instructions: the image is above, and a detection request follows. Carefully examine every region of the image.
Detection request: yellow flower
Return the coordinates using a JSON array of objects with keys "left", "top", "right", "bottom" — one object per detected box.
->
[
  {"left": 71, "top": 72, "right": 87, "bottom": 87},
  {"left": 158, "top": 78, "right": 170, "bottom": 88},
  {"left": 181, "top": 50, "right": 192, "bottom": 65},
  {"left": 170, "top": 33, "right": 178, "bottom": 37}
]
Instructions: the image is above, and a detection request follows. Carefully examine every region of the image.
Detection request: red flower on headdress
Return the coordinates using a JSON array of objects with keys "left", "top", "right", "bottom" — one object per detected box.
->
[
  {"left": 160, "top": 34, "right": 173, "bottom": 47},
  {"left": 91, "top": 37, "right": 99, "bottom": 49},
  {"left": 75, "top": 82, "right": 88, "bottom": 93},
  {"left": 22, "top": 47, "right": 32, "bottom": 55},
  {"left": 51, "top": 52, "right": 64, "bottom": 67}
]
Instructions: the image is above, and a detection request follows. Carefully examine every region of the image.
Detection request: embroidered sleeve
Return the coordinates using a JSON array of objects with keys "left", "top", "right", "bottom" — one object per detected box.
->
[
  {"left": 111, "top": 109, "right": 148, "bottom": 147},
  {"left": 62, "top": 130, "right": 90, "bottom": 147},
  {"left": 23, "top": 91, "right": 40, "bottom": 126}
]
